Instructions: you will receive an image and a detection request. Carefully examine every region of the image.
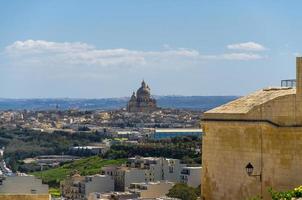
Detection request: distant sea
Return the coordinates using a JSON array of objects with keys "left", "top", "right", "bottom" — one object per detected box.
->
[{"left": 0, "top": 96, "right": 238, "bottom": 111}]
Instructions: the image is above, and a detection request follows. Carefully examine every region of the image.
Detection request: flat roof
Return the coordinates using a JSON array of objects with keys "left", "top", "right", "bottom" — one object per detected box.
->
[
  {"left": 130, "top": 181, "right": 174, "bottom": 186},
  {"left": 71, "top": 146, "right": 106, "bottom": 149},
  {"left": 182, "top": 166, "right": 202, "bottom": 169},
  {"left": 155, "top": 129, "right": 202, "bottom": 133}
]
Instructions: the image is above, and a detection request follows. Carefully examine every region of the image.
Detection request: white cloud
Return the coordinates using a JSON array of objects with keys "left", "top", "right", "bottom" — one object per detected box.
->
[
  {"left": 221, "top": 53, "right": 263, "bottom": 60},
  {"left": 227, "top": 42, "right": 267, "bottom": 51},
  {"left": 5, "top": 40, "right": 201, "bottom": 68},
  {"left": 6, "top": 40, "right": 143, "bottom": 67},
  {"left": 201, "top": 53, "right": 263, "bottom": 61},
  {"left": 3, "top": 40, "right": 265, "bottom": 74}
]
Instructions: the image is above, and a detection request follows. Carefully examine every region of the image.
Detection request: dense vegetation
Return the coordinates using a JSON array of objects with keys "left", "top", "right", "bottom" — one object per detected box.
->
[
  {"left": 0, "top": 128, "right": 108, "bottom": 171},
  {"left": 268, "top": 186, "right": 302, "bottom": 200},
  {"left": 167, "top": 183, "right": 200, "bottom": 200},
  {"left": 248, "top": 186, "right": 302, "bottom": 200},
  {"left": 0, "top": 128, "right": 201, "bottom": 173},
  {"left": 106, "top": 136, "right": 201, "bottom": 164},
  {"left": 31, "top": 156, "right": 126, "bottom": 188}
]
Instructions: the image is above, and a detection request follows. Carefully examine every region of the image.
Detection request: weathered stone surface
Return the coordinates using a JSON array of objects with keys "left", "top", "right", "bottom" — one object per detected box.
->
[{"left": 206, "top": 87, "right": 295, "bottom": 114}]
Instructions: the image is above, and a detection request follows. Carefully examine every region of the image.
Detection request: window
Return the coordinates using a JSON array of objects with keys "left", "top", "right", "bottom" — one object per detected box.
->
[{"left": 31, "top": 189, "right": 37, "bottom": 194}]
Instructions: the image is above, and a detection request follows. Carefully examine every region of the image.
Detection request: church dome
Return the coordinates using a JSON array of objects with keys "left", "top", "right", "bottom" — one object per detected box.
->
[
  {"left": 130, "top": 92, "right": 137, "bottom": 101},
  {"left": 127, "top": 80, "right": 157, "bottom": 112},
  {"left": 136, "top": 80, "right": 151, "bottom": 97}
]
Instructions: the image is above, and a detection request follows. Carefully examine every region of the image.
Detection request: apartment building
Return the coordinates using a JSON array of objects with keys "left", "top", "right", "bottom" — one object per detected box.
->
[
  {"left": 88, "top": 192, "right": 138, "bottom": 200},
  {"left": 61, "top": 173, "right": 114, "bottom": 200},
  {"left": 129, "top": 181, "right": 174, "bottom": 199},
  {"left": 180, "top": 166, "right": 201, "bottom": 187},
  {"left": 101, "top": 157, "right": 186, "bottom": 191}
]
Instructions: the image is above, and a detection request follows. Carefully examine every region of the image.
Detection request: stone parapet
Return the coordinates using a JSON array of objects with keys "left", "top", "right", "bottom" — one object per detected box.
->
[{"left": 0, "top": 194, "right": 50, "bottom": 200}]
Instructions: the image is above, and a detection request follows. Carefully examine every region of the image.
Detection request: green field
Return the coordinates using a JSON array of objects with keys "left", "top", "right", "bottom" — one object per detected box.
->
[{"left": 31, "top": 156, "right": 126, "bottom": 188}]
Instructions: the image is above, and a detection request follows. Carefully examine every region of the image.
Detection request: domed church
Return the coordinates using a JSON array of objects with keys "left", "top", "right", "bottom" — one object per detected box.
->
[{"left": 127, "top": 80, "right": 158, "bottom": 112}]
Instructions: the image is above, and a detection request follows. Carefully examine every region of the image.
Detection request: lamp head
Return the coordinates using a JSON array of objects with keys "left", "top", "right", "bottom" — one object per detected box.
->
[{"left": 245, "top": 162, "right": 254, "bottom": 176}]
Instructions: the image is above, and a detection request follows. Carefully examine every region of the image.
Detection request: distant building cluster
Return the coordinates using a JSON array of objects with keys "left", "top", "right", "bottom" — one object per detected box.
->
[
  {"left": 60, "top": 156, "right": 201, "bottom": 200},
  {"left": 0, "top": 80, "right": 203, "bottom": 200},
  {"left": 0, "top": 152, "right": 203, "bottom": 200},
  {"left": 0, "top": 107, "right": 202, "bottom": 132}
]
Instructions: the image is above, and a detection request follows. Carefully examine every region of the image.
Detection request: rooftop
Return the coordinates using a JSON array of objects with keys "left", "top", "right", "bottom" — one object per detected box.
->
[
  {"left": 182, "top": 166, "right": 202, "bottom": 169},
  {"left": 155, "top": 128, "right": 203, "bottom": 133},
  {"left": 205, "top": 87, "right": 295, "bottom": 114},
  {"left": 130, "top": 181, "right": 174, "bottom": 187}
]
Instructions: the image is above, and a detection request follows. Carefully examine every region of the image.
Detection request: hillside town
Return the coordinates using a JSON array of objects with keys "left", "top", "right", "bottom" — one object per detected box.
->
[
  {"left": 0, "top": 108, "right": 202, "bottom": 132},
  {"left": 0, "top": 82, "right": 202, "bottom": 142},
  {"left": 2, "top": 1, "right": 301, "bottom": 200},
  {"left": 0, "top": 81, "right": 203, "bottom": 200}
]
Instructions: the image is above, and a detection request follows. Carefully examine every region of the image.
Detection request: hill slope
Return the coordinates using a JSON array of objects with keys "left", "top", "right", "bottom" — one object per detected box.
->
[{"left": 31, "top": 156, "right": 126, "bottom": 187}]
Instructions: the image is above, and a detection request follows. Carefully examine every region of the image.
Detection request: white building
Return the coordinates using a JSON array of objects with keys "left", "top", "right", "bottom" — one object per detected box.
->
[
  {"left": 84, "top": 175, "right": 114, "bottom": 198},
  {"left": 107, "top": 167, "right": 147, "bottom": 191},
  {"left": 152, "top": 128, "right": 202, "bottom": 140},
  {"left": 129, "top": 181, "right": 174, "bottom": 199},
  {"left": 102, "top": 157, "right": 186, "bottom": 191},
  {"left": 61, "top": 174, "right": 114, "bottom": 200},
  {"left": 180, "top": 166, "right": 201, "bottom": 187},
  {"left": 126, "top": 157, "right": 186, "bottom": 183},
  {"left": 0, "top": 175, "right": 49, "bottom": 194},
  {"left": 88, "top": 192, "right": 138, "bottom": 200},
  {"left": 71, "top": 145, "right": 109, "bottom": 155},
  {"left": 162, "top": 158, "right": 186, "bottom": 182}
]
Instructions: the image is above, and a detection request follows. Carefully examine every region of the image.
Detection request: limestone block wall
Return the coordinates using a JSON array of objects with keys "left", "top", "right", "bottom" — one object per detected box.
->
[
  {"left": 247, "top": 94, "right": 297, "bottom": 126},
  {"left": 202, "top": 121, "right": 302, "bottom": 200}
]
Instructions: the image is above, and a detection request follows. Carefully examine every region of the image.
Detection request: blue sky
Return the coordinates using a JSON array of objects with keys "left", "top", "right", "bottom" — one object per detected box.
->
[{"left": 0, "top": 0, "right": 301, "bottom": 98}]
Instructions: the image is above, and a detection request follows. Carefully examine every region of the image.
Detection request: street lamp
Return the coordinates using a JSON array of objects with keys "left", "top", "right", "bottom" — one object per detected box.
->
[
  {"left": 245, "top": 162, "right": 262, "bottom": 181},
  {"left": 245, "top": 162, "right": 254, "bottom": 176}
]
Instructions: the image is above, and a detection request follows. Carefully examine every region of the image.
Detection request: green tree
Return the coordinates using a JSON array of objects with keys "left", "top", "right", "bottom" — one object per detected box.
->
[{"left": 167, "top": 183, "right": 198, "bottom": 200}]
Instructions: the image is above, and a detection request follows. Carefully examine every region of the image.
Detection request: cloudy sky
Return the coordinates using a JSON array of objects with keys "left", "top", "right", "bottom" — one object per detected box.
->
[{"left": 0, "top": 0, "right": 301, "bottom": 98}]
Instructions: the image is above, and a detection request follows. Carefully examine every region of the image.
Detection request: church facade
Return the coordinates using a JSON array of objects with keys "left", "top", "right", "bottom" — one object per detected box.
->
[{"left": 127, "top": 81, "right": 157, "bottom": 112}]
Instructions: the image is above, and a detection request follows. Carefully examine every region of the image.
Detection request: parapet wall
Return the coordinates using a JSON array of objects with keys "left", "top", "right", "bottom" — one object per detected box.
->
[{"left": 0, "top": 194, "right": 50, "bottom": 200}]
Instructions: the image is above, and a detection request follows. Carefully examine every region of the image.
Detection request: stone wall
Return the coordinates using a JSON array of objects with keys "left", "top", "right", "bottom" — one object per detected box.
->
[{"left": 202, "top": 121, "right": 302, "bottom": 200}]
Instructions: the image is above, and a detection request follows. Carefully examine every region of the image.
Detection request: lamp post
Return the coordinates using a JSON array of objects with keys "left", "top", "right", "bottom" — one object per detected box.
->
[
  {"left": 246, "top": 162, "right": 263, "bottom": 199},
  {"left": 245, "top": 162, "right": 262, "bottom": 181},
  {"left": 244, "top": 108, "right": 264, "bottom": 198}
]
